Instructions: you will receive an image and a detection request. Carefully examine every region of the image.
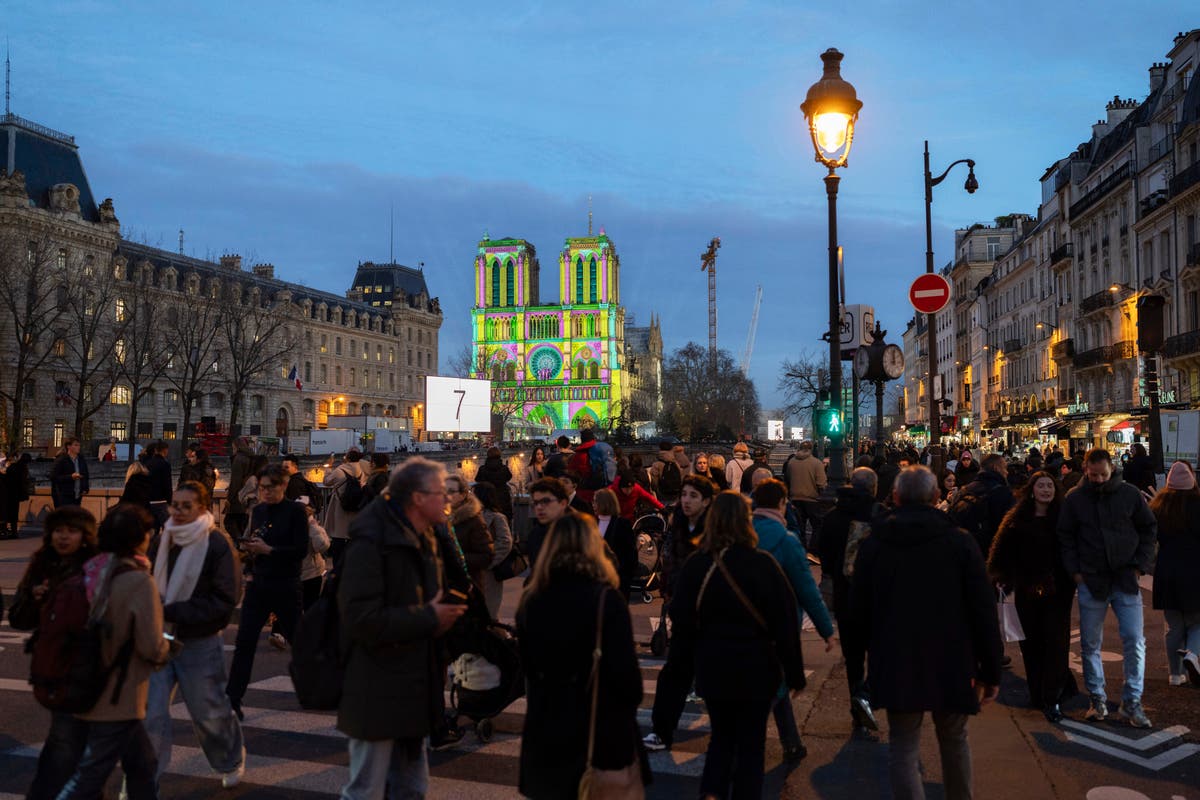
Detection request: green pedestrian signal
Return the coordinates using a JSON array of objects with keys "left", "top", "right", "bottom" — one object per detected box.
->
[{"left": 816, "top": 407, "right": 842, "bottom": 437}]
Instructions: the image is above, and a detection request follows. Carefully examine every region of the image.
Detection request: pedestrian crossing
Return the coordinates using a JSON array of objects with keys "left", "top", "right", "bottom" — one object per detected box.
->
[{"left": 0, "top": 634, "right": 815, "bottom": 798}]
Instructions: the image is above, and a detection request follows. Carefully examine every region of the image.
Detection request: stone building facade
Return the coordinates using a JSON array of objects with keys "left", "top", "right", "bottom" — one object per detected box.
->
[{"left": 0, "top": 112, "right": 442, "bottom": 455}]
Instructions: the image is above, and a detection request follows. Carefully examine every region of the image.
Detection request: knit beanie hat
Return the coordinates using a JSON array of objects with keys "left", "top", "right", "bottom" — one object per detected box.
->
[{"left": 1165, "top": 461, "right": 1195, "bottom": 491}]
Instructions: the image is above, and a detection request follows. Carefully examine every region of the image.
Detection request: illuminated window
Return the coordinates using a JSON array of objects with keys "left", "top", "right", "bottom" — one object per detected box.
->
[
  {"left": 115, "top": 299, "right": 127, "bottom": 322},
  {"left": 111, "top": 421, "right": 128, "bottom": 440},
  {"left": 53, "top": 421, "right": 64, "bottom": 448},
  {"left": 22, "top": 418, "right": 35, "bottom": 448}
]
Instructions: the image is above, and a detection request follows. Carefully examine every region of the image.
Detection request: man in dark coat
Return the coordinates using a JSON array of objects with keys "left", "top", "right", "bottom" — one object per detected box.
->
[
  {"left": 817, "top": 466, "right": 882, "bottom": 732},
  {"left": 224, "top": 437, "right": 255, "bottom": 539},
  {"left": 852, "top": 465, "right": 1002, "bottom": 800},
  {"left": 525, "top": 477, "right": 578, "bottom": 567},
  {"left": 337, "top": 457, "right": 467, "bottom": 797},
  {"left": 145, "top": 440, "right": 174, "bottom": 529},
  {"left": 949, "top": 452, "right": 1014, "bottom": 558},
  {"left": 1057, "top": 447, "right": 1157, "bottom": 727},
  {"left": 474, "top": 446, "right": 514, "bottom": 518},
  {"left": 49, "top": 437, "right": 89, "bottom": 508}
]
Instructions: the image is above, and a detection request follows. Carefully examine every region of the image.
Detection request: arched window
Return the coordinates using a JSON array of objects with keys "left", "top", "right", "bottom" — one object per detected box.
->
[
  {"left": 505, "top": 259, "right": 515, "bottom": 306},
  {"left": 505, "top": 363, "right": 517, "bottom": 381},
  {"left": 589, "top": 362, "right": 599, "bottom": 380},
  {"left": 491, "top": 261, "right": 500, "bottom": 307},
  {"left": 589, "top": 257, "right": 597, "bottom": 302},
  {"left": 575, "top": 257, "right": 584, "bottom": 303}
]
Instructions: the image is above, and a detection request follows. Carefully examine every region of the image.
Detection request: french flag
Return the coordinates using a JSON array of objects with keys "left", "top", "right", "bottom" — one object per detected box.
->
[{"left": 288, "top": 364, "right": 302, "bottom": 391}]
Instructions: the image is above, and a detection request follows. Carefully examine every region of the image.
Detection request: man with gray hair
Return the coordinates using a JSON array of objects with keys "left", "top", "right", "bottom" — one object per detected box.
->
[
  {"left": 852, "top": 465, "right": 1003, "bottom": 800},
  {"left": 337, "top": 457, "right": 468, "bottom": 800},
  {"left": 817, "top": 466, "right": 883, "bottom": 733}
]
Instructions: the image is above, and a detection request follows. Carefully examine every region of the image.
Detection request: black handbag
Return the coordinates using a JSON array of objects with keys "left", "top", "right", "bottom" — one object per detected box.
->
[{"left": 492, "top": 541, "right": 530, "bottom": 582}]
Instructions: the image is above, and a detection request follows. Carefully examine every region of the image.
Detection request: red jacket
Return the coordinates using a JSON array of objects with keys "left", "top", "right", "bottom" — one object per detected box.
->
[
  {"left": 569, "top": 440, "right": 598, "bottom": 503},
  {"left": 610, "top": 476, "right": 663, "bottom": 521}
]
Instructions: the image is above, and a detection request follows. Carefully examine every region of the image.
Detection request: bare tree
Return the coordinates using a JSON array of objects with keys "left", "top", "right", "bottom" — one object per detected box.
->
[
  {"left": 447, "top": 344, "right": 475, "bottom": 378},
  {"left": 218, "top": 291, "right": 296, "bottom": 435},
  {"left": 0, "top": 232, "right": 66, "bottom": 450},
  {"left": 114, "top": 271, "right": 172, "bottom": 460},
  {"left": 60, "top": 254, "right": 122, "bottom": 439},
  {"left": 163, "top": 291, "right": 223, "bottom": 442},
  {"left": 658, "top": 342, "right": 760, "bottom": 441}
]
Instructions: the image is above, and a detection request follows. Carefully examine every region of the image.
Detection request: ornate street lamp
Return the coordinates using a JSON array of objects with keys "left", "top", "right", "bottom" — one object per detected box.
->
[
  {"left": 923, "top": 142, "right": 977, "bottom": 464},
  {"left": 801, "top": 48, "right": 861, "bottom": 486}
]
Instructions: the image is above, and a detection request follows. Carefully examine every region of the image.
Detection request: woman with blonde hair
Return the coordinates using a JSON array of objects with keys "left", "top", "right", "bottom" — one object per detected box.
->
[
  {"left": 666, "top": 490, "right": 806, "bottom": 799},
  {"left": 517, "top": 513, "right": 648, "bottom": 798}
]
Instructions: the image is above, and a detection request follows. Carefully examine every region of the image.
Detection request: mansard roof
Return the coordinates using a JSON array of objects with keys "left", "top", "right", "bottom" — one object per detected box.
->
[
  {"left": 1, "top": 113, "right": 100, "bottom": 222},
  {"left": 350, "top": 261, "right": 430, "bottom": 298}
]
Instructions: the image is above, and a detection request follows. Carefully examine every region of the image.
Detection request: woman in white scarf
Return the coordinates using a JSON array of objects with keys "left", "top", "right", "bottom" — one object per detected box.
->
[{"left": 144, "top": 481, "right": 246, "bottom": 790}]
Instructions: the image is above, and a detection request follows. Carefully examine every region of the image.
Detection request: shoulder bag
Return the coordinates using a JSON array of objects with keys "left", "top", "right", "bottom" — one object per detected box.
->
[{"left": 578, "top": 587, "right": 644, "bottom": 800}]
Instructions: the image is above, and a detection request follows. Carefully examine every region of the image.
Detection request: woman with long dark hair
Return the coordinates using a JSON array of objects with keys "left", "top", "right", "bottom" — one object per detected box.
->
[
  {"left": 667, "top": 491, "right": 806, "bottom": 798},
  {"left": 987, "top": 470, "right": 1076, "bottom": 721},
  {"left": 517, "top": 513, "right": 647, "bottom": 798},
  {"left": 1148, "top": 461, "right": 1200, "bottom": 685}
]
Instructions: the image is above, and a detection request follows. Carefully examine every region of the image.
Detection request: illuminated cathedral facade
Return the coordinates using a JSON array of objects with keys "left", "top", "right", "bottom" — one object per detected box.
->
[{"left": 470, "top": 229, "right": 626, "bottom": 436}]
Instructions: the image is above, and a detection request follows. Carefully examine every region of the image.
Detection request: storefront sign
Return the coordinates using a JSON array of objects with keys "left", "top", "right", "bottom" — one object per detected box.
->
[
  {"left": 1140, "top": 390, "right": 1176, "bottom": 406},
  {"left": 1067, "top": 401, "right": 1090, "bottom": 415}
]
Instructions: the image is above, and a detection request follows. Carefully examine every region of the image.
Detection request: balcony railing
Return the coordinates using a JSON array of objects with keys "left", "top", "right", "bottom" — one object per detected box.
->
[
  {"left": 1070, "top": 163, "right": 1132, "bottom": 219},
  {"left": 1051, "top": 339, "right": 1075, "bottom": 361},
  {"left": 1164, "top": 329, "right": 1200, "bottom": 359},
  {"left": 1050, "top": 242, "right": 1073, "bottom": 266},
  {"left": 1003, "top": 338, "right": 1023, "bottom": 354},
  {"left": 1079, "top": 290, "right": 1115, "bottom": 315},
  {"left": 1170, "top": 161, "right": 1200, "bottom": 198},
  {"left": 1073, "top": 340, "right": 1136, "bottom": 370}
]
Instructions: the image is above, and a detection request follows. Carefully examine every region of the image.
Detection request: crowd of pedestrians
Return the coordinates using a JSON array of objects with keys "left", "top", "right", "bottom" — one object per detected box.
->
[{"left": 2, "top": 432, "right": 1198, "bottom": 799}]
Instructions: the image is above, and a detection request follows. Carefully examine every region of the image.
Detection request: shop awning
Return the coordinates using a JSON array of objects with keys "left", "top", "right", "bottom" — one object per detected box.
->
[
  {"left": 1110, "top": 419, "right": 1137, "bottom": 432},
  {"left": 1039, "top": 419, "right": 1070, "bottom": 436}
]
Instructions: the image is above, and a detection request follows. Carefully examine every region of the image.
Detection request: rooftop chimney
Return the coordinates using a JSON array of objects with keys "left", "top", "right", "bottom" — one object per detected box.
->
[
  {"left": 1105, "top": 95, "right": 1137, "bottom": 127},
  {"left": 1149, "top": 62, "right": 1167, "bottom": 93},
  {"left": 219, "top": 254, "right": 242, "bottom": 271},
  {"left": 252, "top": 263, "right": 275, "bottom": 279}
]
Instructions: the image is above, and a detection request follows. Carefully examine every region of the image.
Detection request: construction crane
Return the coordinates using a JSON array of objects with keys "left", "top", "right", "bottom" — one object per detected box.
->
[
  {"left": 740, "top": 285, "right": 763, "bottom": 377},
  {"left": 700, "top": 237, "right": 721, "bottom": 366}
]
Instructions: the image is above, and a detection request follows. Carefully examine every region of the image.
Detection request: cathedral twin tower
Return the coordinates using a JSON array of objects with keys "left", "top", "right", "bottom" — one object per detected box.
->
[{"left": 470, "top": 229, "right": 627, "bottom": 435}]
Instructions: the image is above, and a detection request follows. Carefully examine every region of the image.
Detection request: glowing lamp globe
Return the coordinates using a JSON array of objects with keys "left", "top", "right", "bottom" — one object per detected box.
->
[{"left": 800, "top": 48, "right": 862, "bottom": 170}]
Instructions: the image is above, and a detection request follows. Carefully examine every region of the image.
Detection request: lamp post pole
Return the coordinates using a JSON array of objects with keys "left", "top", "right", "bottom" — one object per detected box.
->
[
  {"left": 801, "top": 48, "right": 861, "bottom": 487},
  {"left": 923, "top": 140, "right": 977, "bottom": 466},
  {"left": 825, "top": 172, "right": 846, "bottom": 484}
]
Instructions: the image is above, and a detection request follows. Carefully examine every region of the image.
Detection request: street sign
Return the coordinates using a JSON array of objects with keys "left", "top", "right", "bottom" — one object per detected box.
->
[{"left": 909, "top": 273, "right": 951, "bottom": 314}]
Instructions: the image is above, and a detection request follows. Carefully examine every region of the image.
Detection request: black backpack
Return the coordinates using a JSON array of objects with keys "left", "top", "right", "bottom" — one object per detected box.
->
[
  {"left": 948, "top": 484, "right": 1003, "bottom": 545},
  {"left": 544, "top": 451, "right": 568, "bottom": 478},
  {"left": 290, "top": 569, "right": 344, "bottom": 711},
  {"left": 337, "top": 470, "right": 367, "bottom": 513},
  {"left": 658, "top": 460, "right": 682, "bottom": 498}
]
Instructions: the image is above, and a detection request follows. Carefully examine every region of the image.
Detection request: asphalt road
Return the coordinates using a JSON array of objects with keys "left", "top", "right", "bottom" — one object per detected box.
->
[{"left": 0, "top": 532, "right": 1198, "bottom": 798}]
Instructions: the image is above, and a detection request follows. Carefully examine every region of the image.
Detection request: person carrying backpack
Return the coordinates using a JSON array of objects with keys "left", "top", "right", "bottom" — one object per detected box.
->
[
  {"left": 569, "top": 429, "right": 615, "bottom": 506},
  {"left": 650, "top": 442, "right": 685, "bottom": 505},
  {"left": 8, "top": 507, "right": 98, "bottom": 800},
  {"left": 56, "top": 503, "right": 171, "bottom": 800},
  {"left": 322, "top": 449, "right": 369, "bottom": 567},
  {"left": 949, "top": 453, "right": 1015, "bottom": 559},
  {"left": 543, "top": 436, "right": 573, "bottom": 479}
]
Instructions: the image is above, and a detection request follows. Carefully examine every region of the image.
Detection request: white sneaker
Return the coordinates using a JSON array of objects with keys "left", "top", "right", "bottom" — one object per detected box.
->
[
  {"left": 221, "top": 747, "right": 246, "bottom": 789},
  {"left": 268, "top": 632, "right": 288, "bottom": 651},
  {"left": 642, "top": 732, "right": 668, "bottom": 751},
  {"left": 1169, "top": 674, "right": 1188, "bottom": 686}
]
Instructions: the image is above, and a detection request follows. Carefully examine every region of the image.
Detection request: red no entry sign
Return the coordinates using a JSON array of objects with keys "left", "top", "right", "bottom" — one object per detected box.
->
[{"left": 909, "top": 273, "right": 952, "bottom": 314}]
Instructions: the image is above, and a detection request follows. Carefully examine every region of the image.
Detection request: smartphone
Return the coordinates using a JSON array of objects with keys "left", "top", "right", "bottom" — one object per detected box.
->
[{"left": 163, "top": 632, "right": 175, "bottom": 641}]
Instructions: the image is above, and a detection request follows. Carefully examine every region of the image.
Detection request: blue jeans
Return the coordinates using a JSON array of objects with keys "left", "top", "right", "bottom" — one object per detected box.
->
[
  {"left": 1164, "top": 609, "right": 1200, "bottom": 676},
  {"left": 340, "top": 737, "right": 428, "bottom": 800},
  {"left": 56, "top": 720, "right": 158, "bottom": 800},
  {"left": 1077, "top": 583, "right": 1145, "bottom": 704},
  {"left": 145, "top": 634, "right": 244, "bottom": 783}
]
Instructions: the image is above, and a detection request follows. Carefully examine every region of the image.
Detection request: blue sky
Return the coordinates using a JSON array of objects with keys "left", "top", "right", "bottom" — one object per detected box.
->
[{"left": 5, "top": 2, "right": 1197, "bottom": 411}]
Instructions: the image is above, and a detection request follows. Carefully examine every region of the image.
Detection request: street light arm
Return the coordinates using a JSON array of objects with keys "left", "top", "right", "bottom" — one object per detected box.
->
[{"left": 927, "top": 158, "right": 976, "bottom": 190}]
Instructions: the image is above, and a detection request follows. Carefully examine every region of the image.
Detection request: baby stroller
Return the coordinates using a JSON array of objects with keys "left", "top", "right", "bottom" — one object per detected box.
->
[
  {"left": 448, "top": 619, "right": 524, "bottom": 742},
  {"left": 630, "top": 512, "right": 667, "bottom": 604}
]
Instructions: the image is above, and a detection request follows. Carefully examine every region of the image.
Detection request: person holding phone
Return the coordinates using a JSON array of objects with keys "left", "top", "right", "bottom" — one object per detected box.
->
[{"left": 225, "top": 465, "right": 308, "bottom": 721}]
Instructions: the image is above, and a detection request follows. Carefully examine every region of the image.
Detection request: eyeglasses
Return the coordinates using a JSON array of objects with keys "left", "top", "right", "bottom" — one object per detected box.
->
[{"left": 531, "top": 497, "right": 561, "bottom": 507}]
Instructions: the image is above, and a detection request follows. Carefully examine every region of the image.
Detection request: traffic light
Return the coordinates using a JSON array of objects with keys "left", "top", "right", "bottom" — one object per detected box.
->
[{"left": 815, "top": 407, "right": 843, "bottom": 438}]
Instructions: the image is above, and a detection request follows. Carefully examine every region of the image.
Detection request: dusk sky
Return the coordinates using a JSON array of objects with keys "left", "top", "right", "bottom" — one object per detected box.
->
[{"left": 6, "top": 3, "right": 1197, "bottom": 413}]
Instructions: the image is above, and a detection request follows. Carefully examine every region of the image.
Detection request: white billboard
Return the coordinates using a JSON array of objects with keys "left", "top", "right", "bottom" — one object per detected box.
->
[
  {"left": 425, "top": 376, "right": 492, "bottom": 433},
  {"left": 767, "top": 420, "right": 784, "bottom": 441}
]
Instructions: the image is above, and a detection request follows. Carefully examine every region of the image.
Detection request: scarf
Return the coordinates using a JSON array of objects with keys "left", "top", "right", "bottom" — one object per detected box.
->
[
  {"left": 753, "top": 507, "right": 788, "bottom": 528},
  {"left": 154, "top": 512, "right": 213, "bottom": 607},
  {"left": 83, "top": 552, "right": 152, "bottom": 603}
]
